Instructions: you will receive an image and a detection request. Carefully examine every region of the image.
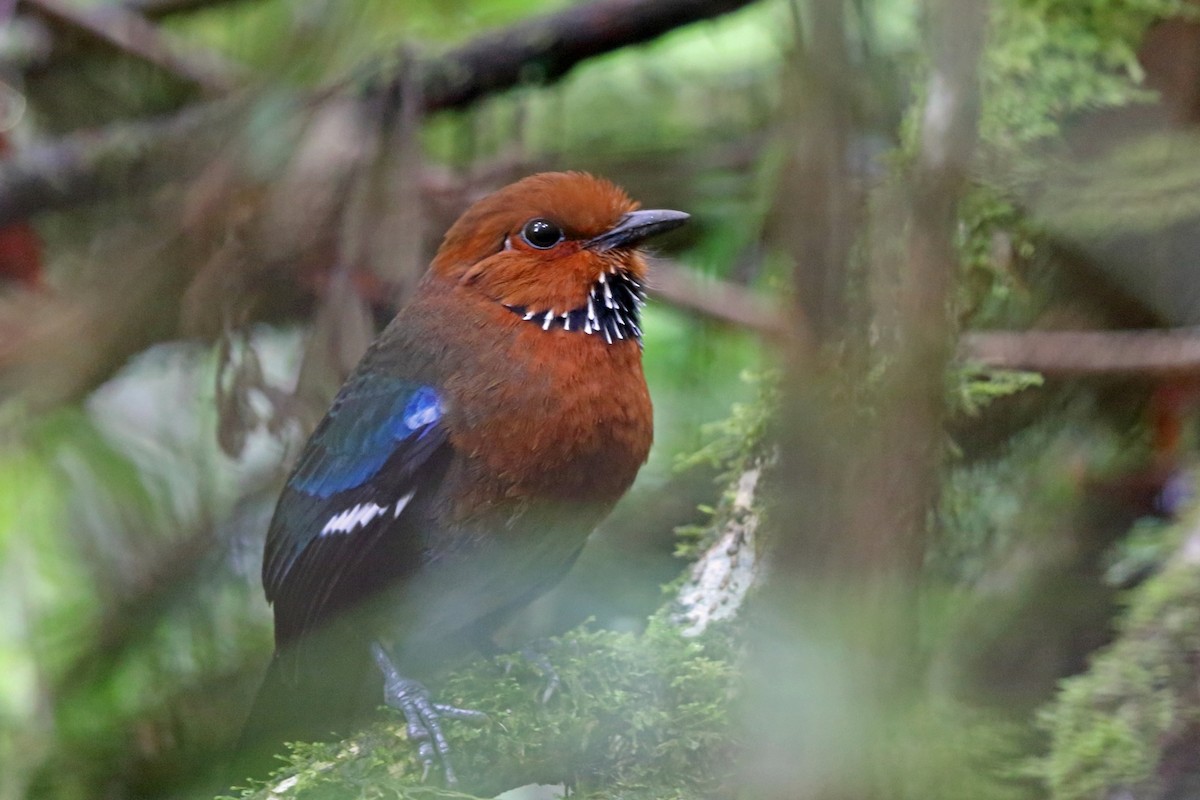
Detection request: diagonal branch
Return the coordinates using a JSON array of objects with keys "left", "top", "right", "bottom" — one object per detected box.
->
[
  {"left": 21, "top": 0, "right": 239, "bottom": 91},
  {"left": 0, "top": 102, "right": 220, "bottom": 226},
  {"left": 404, "top": 0, "right": 761, "bottom": 112}
]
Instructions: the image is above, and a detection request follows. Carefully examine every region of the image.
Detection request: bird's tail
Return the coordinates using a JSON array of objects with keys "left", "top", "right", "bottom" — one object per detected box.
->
[{"left": 230, "top": 641, "right": 376, "bottom": 788}]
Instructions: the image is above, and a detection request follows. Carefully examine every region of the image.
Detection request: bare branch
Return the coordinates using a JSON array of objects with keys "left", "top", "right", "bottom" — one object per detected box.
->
[
  {"left": 854, "top": 0, "right": 986, "bottom": 575},
  {"left": 408, "top": 0, "right": 760, "bottom": 113},
  {"left": 649, "top": 258, "right": 788, "bottom": 338},
  {"left": 962, "top": 328, "right": 1200, "bottom": 376},
  {"left": 675, "top": 464, "right": 765, "bottom": 636}
]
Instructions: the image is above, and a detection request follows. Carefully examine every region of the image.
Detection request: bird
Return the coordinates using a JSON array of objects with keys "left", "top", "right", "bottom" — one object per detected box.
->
[{"left": 237, "top": 171, "right": 688, "bottom": 785}]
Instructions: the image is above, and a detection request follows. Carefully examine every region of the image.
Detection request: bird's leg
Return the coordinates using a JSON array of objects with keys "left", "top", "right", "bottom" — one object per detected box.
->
[
  {"left": 488, "top": 637, "right": 561, "bottom": 703},
  {"left": 520, "top": 639, "right": 562, "bottom": 703},
  {"left": 370, "top": 642, "right": 486, "bottom": 786}
]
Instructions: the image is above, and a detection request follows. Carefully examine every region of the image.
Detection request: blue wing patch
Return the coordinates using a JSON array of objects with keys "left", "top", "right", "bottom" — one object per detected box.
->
[
  {"left": 263, "top": 373, "right": 452, "bottom": 629},
  {"left": 402, "top": 386, "right": 442, "bottom": 430},
  {"left": 290, "top": 377, "right": 444, "bottom": 499}
]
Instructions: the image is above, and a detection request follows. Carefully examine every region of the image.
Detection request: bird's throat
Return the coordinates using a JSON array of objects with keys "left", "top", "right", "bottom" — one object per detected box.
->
[{"left": 503, "top": 268, "right": 646, "bottom": 345}]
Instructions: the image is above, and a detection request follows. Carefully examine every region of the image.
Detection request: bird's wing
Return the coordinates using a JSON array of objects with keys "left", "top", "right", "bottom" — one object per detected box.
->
[{"left": 263, "top": 372, "right": 452, "bottom": 644}]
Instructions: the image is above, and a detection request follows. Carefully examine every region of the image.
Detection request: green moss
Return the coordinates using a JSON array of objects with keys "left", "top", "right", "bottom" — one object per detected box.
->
[
  {"left": 674, "top": 370, "right": 777, "bottom": 478},
  {"left": 953, "top": 366, "right": 1045, "bottom": 419},
  {"left": 984, "top": 0, "right": 1194, "bottom": 148},
  {"left": 228, "top": 619, "right": 739, "bottom": 800},
  {"left": 954, "top": 183, "right": 1045, "bottom": 330},
  {"left": 1035, "top": 539, "right": 1200, "bottom": 799}
]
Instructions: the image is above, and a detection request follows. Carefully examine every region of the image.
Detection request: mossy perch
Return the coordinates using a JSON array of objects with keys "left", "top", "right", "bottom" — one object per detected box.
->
[
  {"left": 226, "top": 383, "right": 775, "bottom": 800},
  {"left": 227, "top": 621, "right": 739, "bottom": 800}
]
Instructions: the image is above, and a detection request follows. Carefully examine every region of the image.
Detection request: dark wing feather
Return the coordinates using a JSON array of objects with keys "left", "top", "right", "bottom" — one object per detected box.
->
[{"left": 262, "top": 372, "right": 452, "bottom": 645}]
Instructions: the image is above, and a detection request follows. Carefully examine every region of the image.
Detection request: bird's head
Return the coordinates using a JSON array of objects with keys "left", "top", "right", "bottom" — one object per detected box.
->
[{"left": 431, "top": 172, "right": 688, "bottom": 342}]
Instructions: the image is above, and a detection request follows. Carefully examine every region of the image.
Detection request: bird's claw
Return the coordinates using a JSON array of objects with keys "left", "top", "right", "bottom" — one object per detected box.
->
[
  {"left": 518, "top": 639, "right": 561, "bottom": 704},
  {"left": 371, "top": 643, "right": 486, "bottom": 787}
]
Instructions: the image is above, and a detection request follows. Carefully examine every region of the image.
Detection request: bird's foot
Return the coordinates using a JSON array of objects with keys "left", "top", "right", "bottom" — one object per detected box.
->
[
  {"left": 502, "top": 638, "right": 561, "bottom": 704},
  {"left": 371, "top": 643, "right": 487, "bottom": 787}
]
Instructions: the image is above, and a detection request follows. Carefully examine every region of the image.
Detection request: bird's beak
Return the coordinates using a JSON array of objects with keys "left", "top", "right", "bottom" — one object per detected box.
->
[{"left": 585, "top": 209, "right": 690, "bottom": 252}]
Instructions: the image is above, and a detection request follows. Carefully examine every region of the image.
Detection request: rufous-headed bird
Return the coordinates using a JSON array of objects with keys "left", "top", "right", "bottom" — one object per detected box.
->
[{"left": 239, "top": 172, "right": 688, "bottom": 784}]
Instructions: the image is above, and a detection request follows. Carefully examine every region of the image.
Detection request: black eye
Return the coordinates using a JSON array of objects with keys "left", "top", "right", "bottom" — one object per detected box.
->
[{"left": 520, "top": 218, "right": 563, "bottom": 249}]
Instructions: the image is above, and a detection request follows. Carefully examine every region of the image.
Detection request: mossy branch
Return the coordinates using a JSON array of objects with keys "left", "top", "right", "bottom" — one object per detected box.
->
[{"left": 228, "top": 621, "right": 740, "bottom": 800}]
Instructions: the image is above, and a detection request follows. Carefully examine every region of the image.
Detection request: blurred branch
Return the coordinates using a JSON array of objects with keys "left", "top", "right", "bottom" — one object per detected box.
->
[
  {"left": 0, "top": 101, "right": 220, "bottom": 226},
  {"left": 403, "top": 0, "right": 760, "bottom": 113},
  {"left": 123, "top": 0, "right": 247, "bottom": 18},
  {"left": 649, "top": 258, "right": 788, "bottom": 337},
  {"left": 20, "top": 0, "right": 239, "bottom": 91},
  {"left": 0, "top": 0, "right": 758, "bottom": 225},
  {"left": 778, "top": 0, "right": 855, "bottom": 344},
  {"left": 962, "top": 328, "right": 1200, "bottom": 376},
  {"left": 869, "top": 0, "right": 987, "bottom": 575}
]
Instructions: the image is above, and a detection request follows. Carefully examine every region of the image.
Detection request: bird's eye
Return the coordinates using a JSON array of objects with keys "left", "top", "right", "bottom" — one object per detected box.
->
[{"left": 520, "top": 218, "right": 563, "bottom": 250}]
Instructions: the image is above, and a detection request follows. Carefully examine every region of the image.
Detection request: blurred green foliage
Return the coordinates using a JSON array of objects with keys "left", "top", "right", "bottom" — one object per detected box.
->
[{"left": 934, "top": 401, "right": 1140, "bottom": 587}]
